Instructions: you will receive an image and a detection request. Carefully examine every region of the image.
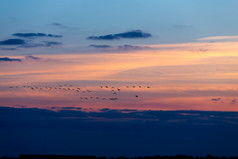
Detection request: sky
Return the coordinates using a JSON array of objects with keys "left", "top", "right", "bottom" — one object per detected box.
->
[{"left": 1, "top": 0, "right": 238, "bottom": 157}]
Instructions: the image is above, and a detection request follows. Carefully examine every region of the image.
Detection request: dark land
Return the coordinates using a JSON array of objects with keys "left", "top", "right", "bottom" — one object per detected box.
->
[{"left": 1, "top": 155, "right": 238, "bottom": 159}]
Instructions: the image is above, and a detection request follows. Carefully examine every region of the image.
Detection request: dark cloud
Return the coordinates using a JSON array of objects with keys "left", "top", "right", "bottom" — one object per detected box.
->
[
  {"left": 89, "top": 45, "right": 112, "bottom": 48},
  {"left": 0, "top": 33, "right": 62, "bottom": 50},
  {"left": 1, "top": 107, "right": 238, "bottom": 156},
  {"left": 211, "top": 98, "right": 221, "bottom": 101},
  {"left": 1, "top": 107, "right": 238, "bottom": 125},
  {"left": 0, "top": 39, "right": 25, "bottom": 45},
  {"left": 61, "top": 107, "right": 79, "bottom": 110},
  {"left": 43, "top": 41, "right": 62, "bottom": 46},
  {"left": 25, "top": 55, "right": 40, "bottom": 60},
  {"left": 47, "top": 34, "right": 63, "bottom": 38},
  {"left": 87, "top": 30, "right": 152, "bottom": 40},
  {"left": 120, "top": 109, "right": 138, "bottom": 112},
  {"left": 0, "top": 57, "right": 22, "bottom": 62},
  {"left": 117, "top": 45, "right": 148, "bottom": 50},
  {"left": 12, "top": 33, "right": 62, "bottom": 38},
  {"left": 100, "top": 108, "right": 111, "bottom": 112}
]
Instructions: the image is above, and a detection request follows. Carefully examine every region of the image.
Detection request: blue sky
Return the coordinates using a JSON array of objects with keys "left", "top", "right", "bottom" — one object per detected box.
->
[{"left": 1, "top": 0, "right": 238, "bottom": 55}]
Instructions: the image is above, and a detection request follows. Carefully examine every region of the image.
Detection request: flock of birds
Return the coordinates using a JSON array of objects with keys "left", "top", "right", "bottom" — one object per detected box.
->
[{"left": 9, "top": 84, "right": 151, "bottom": 101}]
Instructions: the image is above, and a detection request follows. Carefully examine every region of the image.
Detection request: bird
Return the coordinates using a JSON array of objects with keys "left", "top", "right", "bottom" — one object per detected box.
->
[
  {"left": 109, "top": 98, "right": 118, "bottom": 100},
  {"left": 135, "top": 95, "right": 139, "bottom": 98}
]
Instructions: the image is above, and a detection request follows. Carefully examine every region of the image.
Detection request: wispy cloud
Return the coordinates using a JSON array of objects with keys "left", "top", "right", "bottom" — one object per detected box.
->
[
  {"left": 25, "top": 55, "right": 41, "bottom": 60},
  {"left": 89, "top": 44, "right": 150, "bottom": 51},
  {"left": 0, "top": 47, "right": 18, "bottom": 51},
  {"left": 18, "top": 41, "right": 62, "bottom": 48},
  {"left": 87, "top": 30, "right": 152, "bottom": 40},
  {"left": 51, "top": 22, "right": 77, "bottom": 30},
  {"left": 198, "top": 35, "right": 238, "bottom": 41}
]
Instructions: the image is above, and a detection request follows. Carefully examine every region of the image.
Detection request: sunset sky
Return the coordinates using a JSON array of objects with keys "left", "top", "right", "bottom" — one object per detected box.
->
[{"left": 1, "top": 0, "right": 238, "bottom": 157}]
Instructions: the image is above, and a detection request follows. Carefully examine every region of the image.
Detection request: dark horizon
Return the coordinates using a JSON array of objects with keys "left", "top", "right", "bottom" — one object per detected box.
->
[{"left": 2, "top": 154, "right": 238, "bottom": 159}]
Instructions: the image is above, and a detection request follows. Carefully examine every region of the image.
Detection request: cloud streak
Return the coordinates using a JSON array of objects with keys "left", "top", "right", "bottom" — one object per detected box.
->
[
  {"left": 12, "top": 33, "right": 63, "bottom": 38},
  {"left": 0, "top": 57, "right": 22, "bottom": 62},
  {"left": 87, "top": 30, "right": 152, "bottom": 40}
]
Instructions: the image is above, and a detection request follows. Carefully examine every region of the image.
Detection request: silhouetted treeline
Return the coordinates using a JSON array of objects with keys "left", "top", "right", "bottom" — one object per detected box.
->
[{"left": 1, "top": 155, "right": 238, "bottom": 159}]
